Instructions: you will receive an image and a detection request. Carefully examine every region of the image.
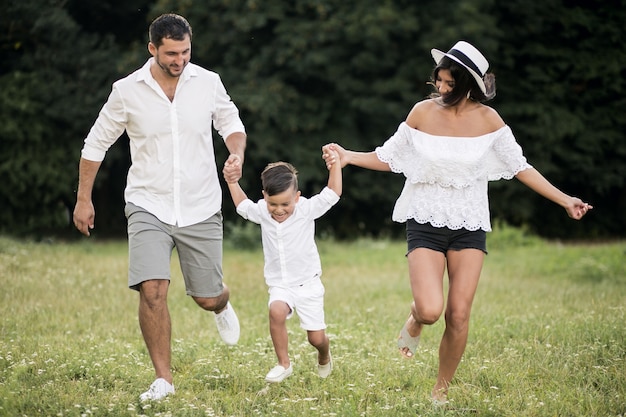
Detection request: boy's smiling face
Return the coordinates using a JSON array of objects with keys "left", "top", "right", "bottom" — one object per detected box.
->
[{"left": 263, "top": 188, "right": 300, "bottom": 223}]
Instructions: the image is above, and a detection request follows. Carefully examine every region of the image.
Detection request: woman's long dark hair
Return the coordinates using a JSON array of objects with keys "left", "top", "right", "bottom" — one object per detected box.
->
[{"left": 429, "top": 56, "right": 496, "bottom": 106}]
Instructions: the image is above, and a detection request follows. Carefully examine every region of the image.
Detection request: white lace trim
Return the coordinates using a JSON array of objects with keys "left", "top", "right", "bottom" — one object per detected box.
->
[{"left": 375, "top": 123, "right": 532, "bottom": 231}]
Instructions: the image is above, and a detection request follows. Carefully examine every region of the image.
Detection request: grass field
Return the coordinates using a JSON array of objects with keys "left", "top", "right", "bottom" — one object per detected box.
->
[{"left": 0, "top": 227, "right": 624, "bottom": 416}]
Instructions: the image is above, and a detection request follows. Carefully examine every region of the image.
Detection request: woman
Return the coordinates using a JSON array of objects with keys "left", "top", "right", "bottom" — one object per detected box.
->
[{"left": 322, "top": 41, "right": 592, "bottom": 404}]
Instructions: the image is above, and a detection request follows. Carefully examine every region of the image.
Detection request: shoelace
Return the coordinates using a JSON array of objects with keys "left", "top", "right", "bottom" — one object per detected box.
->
[
  {"left": 144, "top": 384, "right": 160, "bottom": 399},
  {"left": 216, "top": 313, "right": 232, "bottom": 329}
]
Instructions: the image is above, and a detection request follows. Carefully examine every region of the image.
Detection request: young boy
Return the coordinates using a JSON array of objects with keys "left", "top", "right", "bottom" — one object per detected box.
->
[{"left": 224, "top": 150, "right": 342, "bottom": 383}]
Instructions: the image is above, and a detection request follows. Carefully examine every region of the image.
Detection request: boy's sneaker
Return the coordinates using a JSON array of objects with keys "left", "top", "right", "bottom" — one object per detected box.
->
[
  {"left": 139, "top": 378, "right": 174, "bottom": 401},
  {"left": 214, "top": 301, "right": 240, "bottom": 345},
  {"left": 317, "top": 352, "right": 333, "bottom": 378},
  {"left": 265, "top": 364, "right": 293, "bottom": 383}
]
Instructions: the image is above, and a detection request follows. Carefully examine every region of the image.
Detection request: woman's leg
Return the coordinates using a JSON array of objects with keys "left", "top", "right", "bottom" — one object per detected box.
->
[
  {"left": 399, "top": 248, "right": 446, "bottom": 358},
  {"left": 432, "top": 248, "right": 484, "bottom": 401}
]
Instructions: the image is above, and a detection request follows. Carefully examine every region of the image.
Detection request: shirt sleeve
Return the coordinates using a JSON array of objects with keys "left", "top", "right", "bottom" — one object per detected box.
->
[
  {"left": 81, "top": 84, "right": 128, "bottom": 162},
  {"left": 486, "top": 126, "right": 533, "bottom": 181},
  {"left": 302, "top": 187, "right": 340, "bottom": 220},
  {"left": 235, "top": 198, "right": 262, "bottom": 224},
  {"left": 212, "top": 75, "right": 246, "bottom": 141},
  {"left": 374, "top": 122, "right": 414, "bottom": 174}
]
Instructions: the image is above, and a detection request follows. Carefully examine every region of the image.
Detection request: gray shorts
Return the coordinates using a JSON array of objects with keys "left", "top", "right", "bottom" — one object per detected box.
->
[{"left": 125, "top": 203, "right": 224, "bottom": 297}]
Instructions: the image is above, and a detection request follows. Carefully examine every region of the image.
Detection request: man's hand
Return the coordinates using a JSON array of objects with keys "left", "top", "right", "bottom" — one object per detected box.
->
[
  {"left": 73, "top": 200, "right": 95, "bottom": 236},
  {"left": 223, "top": 154, "right": 242, "bottom": 184}
]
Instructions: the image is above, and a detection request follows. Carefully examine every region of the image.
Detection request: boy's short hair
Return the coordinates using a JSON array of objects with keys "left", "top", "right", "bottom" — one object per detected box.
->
[{"left": 261, "top": 162, "right": 298, "bottom": 196}]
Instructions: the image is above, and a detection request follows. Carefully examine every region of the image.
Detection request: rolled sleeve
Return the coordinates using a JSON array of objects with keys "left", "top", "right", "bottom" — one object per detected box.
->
[
  {"left": 81, "top": 86, "right": 127, "bottom": 161},
  {"left": 212, "top": 76, "right": 246, "bottom": 141}
]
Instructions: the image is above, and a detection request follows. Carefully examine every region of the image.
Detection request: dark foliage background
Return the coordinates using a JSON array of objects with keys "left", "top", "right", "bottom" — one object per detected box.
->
[{"left": 1, "top": 0, "right": 624, "bottom": 240}]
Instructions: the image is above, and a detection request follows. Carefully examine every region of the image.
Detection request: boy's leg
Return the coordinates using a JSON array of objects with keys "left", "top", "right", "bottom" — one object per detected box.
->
[
  {"left": 294, "top": 277, "right": 332, "bottom": 375},
  {"left": 269, "top": 301, "right": 291, "bottom": 368},
  {"left": 307, "top": 330, "right": 330, "bottom": 365}
]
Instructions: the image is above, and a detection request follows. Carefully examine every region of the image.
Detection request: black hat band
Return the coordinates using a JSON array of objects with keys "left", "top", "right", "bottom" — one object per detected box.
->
[{"left": 447, "top": 48, "right": 484, "bottom": 77}]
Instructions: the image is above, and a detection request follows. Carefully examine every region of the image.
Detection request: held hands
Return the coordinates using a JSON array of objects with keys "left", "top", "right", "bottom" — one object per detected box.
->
[
  {"left": 565, "top": 197, "right": 593, "bottom": 220},
  {"left": 322, "top": 144, "right": 339, "bottom": 170},
  {"left": 223, "top": 154, "right": 242, "bottom": 184},
  {"left": 322, "top": 143, "right": 347, "bottom": 169}
]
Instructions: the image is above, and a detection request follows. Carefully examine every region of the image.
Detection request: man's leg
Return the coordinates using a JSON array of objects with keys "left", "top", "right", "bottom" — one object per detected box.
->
[
  {"left": 177, "top": 213, "right": 240, "bottom": 345},
  {"left": 126, "top": 203, "right": 176, "bottom": 400},
  {"left": 193, "top": 285, "right": 240, "bottom": 345},
  {"left": 139, "top": 279, "right": 172, "bottom": 384},
  {"left": 192, "top": 285, "right": 229, "bottom": 313}
]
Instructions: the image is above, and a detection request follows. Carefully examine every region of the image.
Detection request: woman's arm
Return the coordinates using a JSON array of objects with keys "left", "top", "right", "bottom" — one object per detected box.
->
[
  {"left": 515, "top": 168, "right": 592, "bottom": 220},
  {"left": 323, "top": 144, "right": 391, "bottom": 172}
]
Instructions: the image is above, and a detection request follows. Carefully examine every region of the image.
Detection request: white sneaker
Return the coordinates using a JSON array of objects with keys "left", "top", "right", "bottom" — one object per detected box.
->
[
  {"left": 265, "top": 364, "right": 293, "bottom": 383},
  {"left": 317, "top": 352, "right": 333, "bottom": 378},
  {"left": 214, "top": 301, "right": 240, "bottom": 345},
  {"left": 139, "top": 378, "right": 174, "bottom": 401}
]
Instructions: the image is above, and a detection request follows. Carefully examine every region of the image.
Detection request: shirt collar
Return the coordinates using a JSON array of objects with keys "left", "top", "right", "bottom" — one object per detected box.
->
[{"left": 135, "top": 58, "right": 198, "bottom": 83}]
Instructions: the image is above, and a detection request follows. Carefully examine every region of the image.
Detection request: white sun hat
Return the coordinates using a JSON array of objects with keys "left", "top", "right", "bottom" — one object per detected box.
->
[{"left": 431, "top": 41, "right": 489, "bottom": 94}]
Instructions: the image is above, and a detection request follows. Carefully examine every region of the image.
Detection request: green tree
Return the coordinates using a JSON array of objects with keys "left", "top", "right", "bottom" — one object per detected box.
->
[
  {"left": 489, "top": 0, "right": 626, "bottom": 238},
  {"left": 0, "top": 0, "right": 151, "bottom": 237},
  {"left": 148, "top": 0, "right": 507, "bottom": 239},
  {"left": 0, "top": 1, "right": 116, "bottom": 236},
  {"left": 2, "top": 0, "right": 624, "bottom": 239}
]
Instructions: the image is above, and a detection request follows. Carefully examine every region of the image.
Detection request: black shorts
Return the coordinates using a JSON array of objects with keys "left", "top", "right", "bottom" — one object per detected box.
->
[{"left": 406, "top": 219, "right": 487, "bottom": 255}]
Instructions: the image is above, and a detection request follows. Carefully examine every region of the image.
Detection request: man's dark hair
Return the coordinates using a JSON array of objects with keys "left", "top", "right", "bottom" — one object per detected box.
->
[
  {"left": 261, "top": 162, "right": 298, "bottom": 196},
  {"left": 149, "top": 14, "right": 192, "bottom": 48}
]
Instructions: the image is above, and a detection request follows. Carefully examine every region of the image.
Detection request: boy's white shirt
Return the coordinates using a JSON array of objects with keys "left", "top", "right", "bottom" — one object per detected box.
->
[{"left": 236, "top": 186, "right": 340, "bottom": 287}]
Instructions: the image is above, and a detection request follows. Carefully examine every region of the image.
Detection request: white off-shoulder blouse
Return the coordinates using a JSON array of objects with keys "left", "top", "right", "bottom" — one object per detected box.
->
[{"left": 375, "top": 122, "right": 532, "bottom": 232}]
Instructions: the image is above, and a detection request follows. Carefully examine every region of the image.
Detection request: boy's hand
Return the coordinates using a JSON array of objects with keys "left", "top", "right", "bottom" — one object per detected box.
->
[
  {"left": 223, "top": 154, "right": 242, "bottom": 184},
  {"left": 322, "top": 144, "right": 340, "bottom": 170}
]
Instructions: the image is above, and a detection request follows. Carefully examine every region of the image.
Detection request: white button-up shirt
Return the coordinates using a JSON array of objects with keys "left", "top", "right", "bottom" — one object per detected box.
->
[
  {"left": 236, "top": 187, "right": 340, "bottom": 288},
  {"left": 81, "top": 58, "right": 246, "bottom": 227}
]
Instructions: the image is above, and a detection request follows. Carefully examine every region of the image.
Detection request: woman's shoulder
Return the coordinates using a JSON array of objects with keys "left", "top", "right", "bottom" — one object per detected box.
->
[
  {"left": 406, "top": 100, "right": 506, "bottom": 135},
  {"left": 405, "top": 99, "right": 439, "bottom": 127},
  {"left": 478, "top": 104, "right": 506, "bottom": 131},
  {"left": 409, "top": 98, "right": 439, "bottom": 113}
]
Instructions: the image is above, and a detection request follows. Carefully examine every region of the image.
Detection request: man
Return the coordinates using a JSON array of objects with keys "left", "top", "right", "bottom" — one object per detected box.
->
[{"left": 73, "top": 13, "right": 246, "bottom": 401}]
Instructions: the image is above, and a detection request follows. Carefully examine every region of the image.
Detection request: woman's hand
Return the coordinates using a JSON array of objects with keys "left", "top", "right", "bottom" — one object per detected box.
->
[
  {"left": 322, "top": 143, "right": 348, "bottom": 169},
  {"left": 565, "top": 197, "right": 593, "bottom": 220}
]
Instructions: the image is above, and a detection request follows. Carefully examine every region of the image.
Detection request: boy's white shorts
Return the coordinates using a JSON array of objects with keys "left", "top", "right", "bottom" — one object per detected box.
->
[{"left": 268, "top": 276, "right": 326, "bottom": 331}]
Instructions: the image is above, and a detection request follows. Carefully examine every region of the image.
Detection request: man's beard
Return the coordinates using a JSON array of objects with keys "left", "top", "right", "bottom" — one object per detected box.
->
[{"left": 156, "top": 58, "right": 187, "bottom": 77}]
